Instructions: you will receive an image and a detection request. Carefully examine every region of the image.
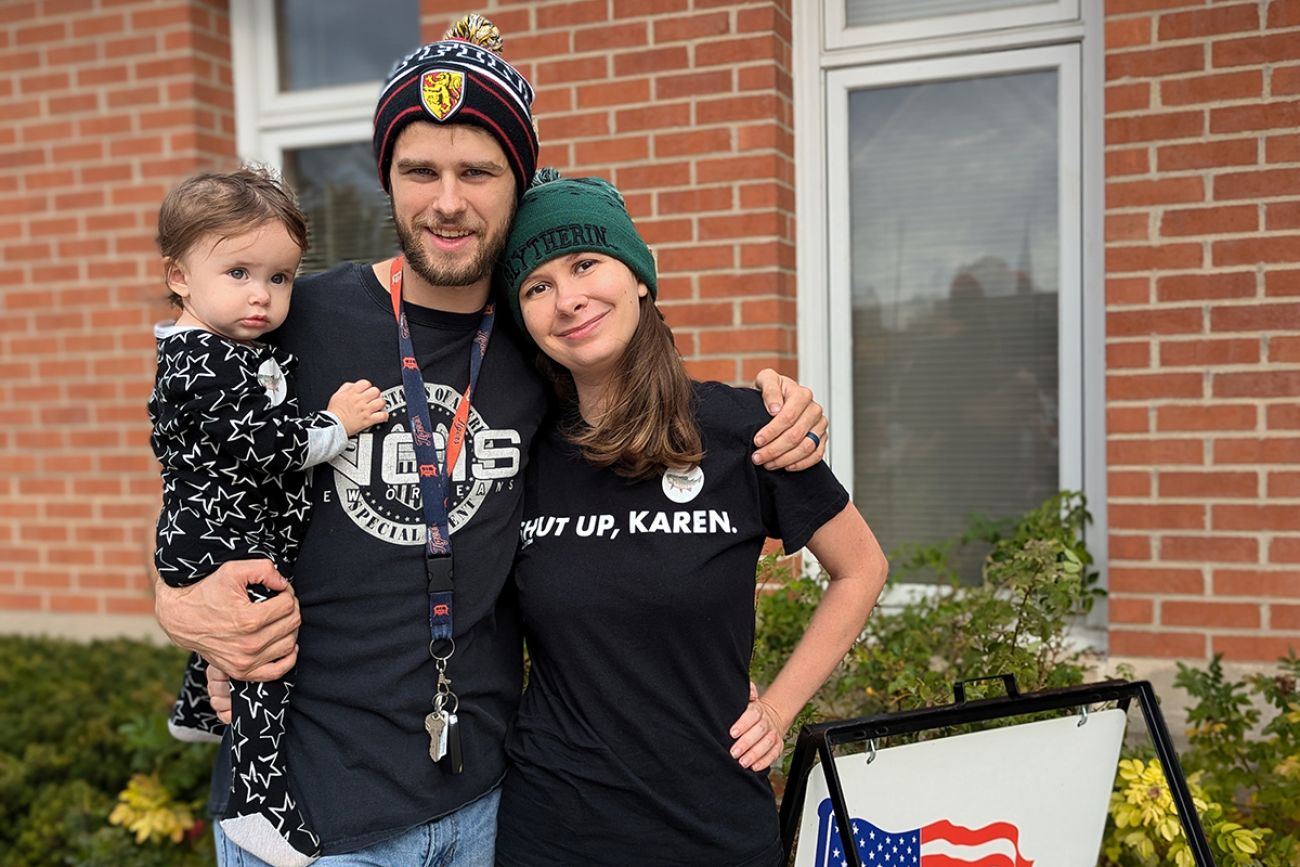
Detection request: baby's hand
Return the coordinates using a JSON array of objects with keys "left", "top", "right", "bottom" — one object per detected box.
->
[{"left": 327, "top": 379, "right": 389, "bottom": 436}]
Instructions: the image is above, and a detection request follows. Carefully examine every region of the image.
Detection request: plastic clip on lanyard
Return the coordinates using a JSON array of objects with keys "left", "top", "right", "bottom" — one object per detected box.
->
[{"left": 388, "top": 257, "right": 495, "bottom": 773}]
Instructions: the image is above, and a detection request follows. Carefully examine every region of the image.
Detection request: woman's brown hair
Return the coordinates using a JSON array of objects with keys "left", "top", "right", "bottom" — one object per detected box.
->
[{"left": 536, "top": 294, "right": 703, "bottom": 480}]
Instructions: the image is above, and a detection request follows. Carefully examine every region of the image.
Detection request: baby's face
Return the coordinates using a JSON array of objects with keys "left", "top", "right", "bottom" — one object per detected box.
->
[{"left": 169, "top": 220, "right": 302, "bottom": 343}]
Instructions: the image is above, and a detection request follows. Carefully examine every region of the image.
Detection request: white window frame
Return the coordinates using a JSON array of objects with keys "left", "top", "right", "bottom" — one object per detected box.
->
[
  {"left": 825, "top": 0, "right": 1079, "bottom": 52},
  {"left": 793, "top": 4, "right": 1107, "bottom": 629},
  {"left": 230, "top": 0, "right": 389, "bottom": 166}
]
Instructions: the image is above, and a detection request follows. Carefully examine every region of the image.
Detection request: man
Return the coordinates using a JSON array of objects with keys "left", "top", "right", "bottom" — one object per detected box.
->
[{"left": 154, "top": 15, "right": 826, "bottom": 866}]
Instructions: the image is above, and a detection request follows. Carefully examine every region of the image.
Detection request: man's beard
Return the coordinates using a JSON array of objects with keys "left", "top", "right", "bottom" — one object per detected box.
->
[{"left": 392, "top": 202, "right": 514, "bottom": 289}]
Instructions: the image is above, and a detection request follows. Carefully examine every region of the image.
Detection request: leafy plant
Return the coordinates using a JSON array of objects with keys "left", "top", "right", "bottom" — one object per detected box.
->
[{"left": 0, "top": 636, "right": 216, "bottom": 866}]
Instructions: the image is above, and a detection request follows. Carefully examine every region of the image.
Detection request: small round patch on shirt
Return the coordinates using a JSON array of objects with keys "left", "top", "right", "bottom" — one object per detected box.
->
[
  {"left": 257, "top": 358, "right": 287, "bottom": 407},
  {"left": 662, "top": 465, "right": 704, "bottom": 504}
]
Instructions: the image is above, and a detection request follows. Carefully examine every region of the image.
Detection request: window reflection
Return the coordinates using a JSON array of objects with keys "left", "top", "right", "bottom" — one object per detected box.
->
[
  {"left": 275, "top": 0, "right": 419, "bottom": 92},
  {"left": 283, "top": 143, "right": 397, "bottom": 275},
  {"left": 846, "top": 0, "right": 1045, "bottom": 29},
  {"left": 848, "top": 71, "right": 1060, "bottom": 582}
]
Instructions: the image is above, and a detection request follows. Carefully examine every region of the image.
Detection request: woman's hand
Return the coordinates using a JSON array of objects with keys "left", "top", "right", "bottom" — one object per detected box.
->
[{"left": 728, "top": 681, "right": 789, "bottom": 772}]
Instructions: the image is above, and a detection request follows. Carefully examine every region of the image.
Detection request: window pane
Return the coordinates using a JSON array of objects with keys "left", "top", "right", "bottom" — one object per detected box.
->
[
  {"left": 283, "top": 142, "right": 398, "bottom": 275},
  {"left": 848, "top": 71, "right": 1060, "bottom": 582},
  {"left": 275, "top": 0, "right": 419, "bottom": 92},
  {"left": 846, "top": 0, "right": 1044, "bottom": 28}
]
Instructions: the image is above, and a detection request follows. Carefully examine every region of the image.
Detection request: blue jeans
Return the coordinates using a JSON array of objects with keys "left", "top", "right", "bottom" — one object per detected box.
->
[{"left": 214, "top": 788, "right": 500, "bottom": 867}]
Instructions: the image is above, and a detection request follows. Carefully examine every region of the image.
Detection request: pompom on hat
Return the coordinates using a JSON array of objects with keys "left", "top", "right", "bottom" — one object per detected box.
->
[
  {"left": 373, "top": 13, "right": 539, "bottom": 199},
  {"left": 499, "top": 170, "right": 657, "bottom": 331}
]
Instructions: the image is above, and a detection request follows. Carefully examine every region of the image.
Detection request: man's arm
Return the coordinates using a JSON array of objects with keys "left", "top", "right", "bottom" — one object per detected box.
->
[
  {"left": 751, "top": 368, "right": 829, "bottom": 471},
  {"left": 153, "top": 558, "right": 302, "bottom": 681}
]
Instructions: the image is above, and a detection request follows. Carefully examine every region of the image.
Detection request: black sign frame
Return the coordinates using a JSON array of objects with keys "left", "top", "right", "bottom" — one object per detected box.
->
[{"left": 778, "top": 677, "right": 1213, "bottom": 867}]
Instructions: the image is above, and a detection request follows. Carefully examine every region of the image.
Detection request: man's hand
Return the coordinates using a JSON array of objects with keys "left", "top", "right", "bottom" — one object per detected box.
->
[
  {"left": 207, "top": 664, "right": 233, "bottom": 724},
  {"left": 154, "top": 559, "right": 301, "bottom": 681},
  {"left": 751, "top": 368, "right": 828, "bottom": 471}
]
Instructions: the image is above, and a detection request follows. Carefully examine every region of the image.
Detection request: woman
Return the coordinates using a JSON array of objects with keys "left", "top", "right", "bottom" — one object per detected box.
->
[{"left": 495, "top": 175, "right": 889, "bottom": 867}]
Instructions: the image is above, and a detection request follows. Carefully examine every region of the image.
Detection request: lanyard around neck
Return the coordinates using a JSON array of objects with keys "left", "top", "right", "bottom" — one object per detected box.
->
[{"left": 387, "top": 256, "right": 495, "bottom": 644}]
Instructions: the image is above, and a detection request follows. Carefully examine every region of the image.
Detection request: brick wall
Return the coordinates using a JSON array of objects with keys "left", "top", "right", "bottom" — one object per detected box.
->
[
  {"left": 424, "top": 0, "right": 798, "bottom": 384},
  {"left": 0, "top": 0, "right": 234, "bottom": 627},
  {"left": 1104, "top": 0, "right": 1300, "bottom": 662}
]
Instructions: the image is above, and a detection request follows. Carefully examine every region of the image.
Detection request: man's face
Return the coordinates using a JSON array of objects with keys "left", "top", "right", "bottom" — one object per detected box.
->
[{"left": 387, "top": 122, "right": 517, "bottom": 290}]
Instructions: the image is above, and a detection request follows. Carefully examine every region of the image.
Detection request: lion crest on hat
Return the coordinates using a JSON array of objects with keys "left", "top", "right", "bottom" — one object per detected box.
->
[{"left": 420, "top": 69, "right": 465, "bottom": 121}]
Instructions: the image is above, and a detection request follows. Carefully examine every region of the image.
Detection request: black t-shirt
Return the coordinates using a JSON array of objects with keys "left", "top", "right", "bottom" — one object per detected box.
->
[
  {"left": 497, "top": 382, "right": 850, "bottom": 867},
  {"left": 207, "top": 263, "right": 548, "bottom": 855}
]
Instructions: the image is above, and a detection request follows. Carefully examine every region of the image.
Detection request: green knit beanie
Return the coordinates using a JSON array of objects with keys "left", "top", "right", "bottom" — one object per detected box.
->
[{"left": 499, "top": 172, "right": 657, "bottom": 330}]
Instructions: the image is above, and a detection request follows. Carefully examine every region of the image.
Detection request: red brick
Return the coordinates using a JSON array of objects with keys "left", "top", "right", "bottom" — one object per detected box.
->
[
  {"left": 1271, "top": 605, "right": 1300, "bottom": 630},
  {"left": 1107, "top": 276, "right": 1151, "bottom": 305},
  {"left": 1270, "top": 404, "right": 1300, "bottom": 429},
  {"left": 697, "top": 36, "right": 781, "bottom": 68},
  {"left": 614, "top": 0, "right": 689, "bottom": 15},
  {"left": 1269, "top": 0, "right": 1300, "bottom": 27},
  {"left": 1157, "top": 274, "right": 1257, "bottom": 306},
  {"left": 1107, "top": 147, "right": 1150, "bottom": 176},
  {"left": 1108, "top": 372, "right": 1204, "bottom": 400},
  {"left": 1274, "top": 538, "right": 1300, "bottom": 563},
  {"left": 535, "top": 0, "right": 608, "bottom": 28},
  {"left": 1211, "top": 302, "right": 1300, "bottom": 331},
  {"left": 1269, "top": 133, "right": 1300, "bottom": 163},
  {"left": 1111, "top": 503, "right": 1206, "bottom": 529},
  {"left": 1212, "top": 101, "right": 1300, "bottom": 135},
  {"left": 1274, "top": 335, "right": 1300, "bottom": 360},
  {"left": 1157, "top": 403, "right": 1256, "bottom": 431},
  {"left": 683, "top": 358, "right": 736, "bottom": 381},
  {"left": 1211, "top": 635, "right": 1300, "bottom": 662},
  {"left": 1107, "top": 111, "right": 1205, "bottom": 144},
  {"left": 659, "top": 186, "right": 733, "bottom": 214},
  {"left": 1111, "top": 597, "right": 1155, "bottom": 624},
  {"left": 573, "top": 136, "right": 649, "bottom": 166},
  {"left": 1110, "top": 629, "right": 1207, "bottom": 658},
  {"left": 537, "top": 55, "right": 609, "bottom": 85},
  {"left": 1215, "top": 370, "right": 1300, "bottom": 398},
  {"left": 616, "top": 102, "right": 690, "bottom": 132},
  {"left": 653, "top": 11, "right": 729, "bottom": 42},
  {"left": 1218, "top": 171, "right": 1300, "bottom": 205},
  {"left": 635, "top": 218, "right": 692, "bottom": 245},
  {"left": 657, "top": 244, "right": 734, "bottom": 273},
  {"left": 1158, "top": 4, "right": 1260, "bottom": 41},
  {"left": 1161, "top": 70, "right": 1263, "bottom": 106},
  {"left": 1216, "top": 504, "right": 1300, "bottom": 531},
  {"left": 1216, "top": 235, "right": 1300, "bottom": 266},
  {"left": 1107, "top": 177, "right": 1204, "bottom": 208},
  {"left": 1215, "top": 569, "right": 1300, "bottom": 597},
  {"left": 1108, "top": 438, "right": 1205, "bottom": 465},
  {"left": 1110, "top": 404, "right": 1150, "bottom": 433},
  {"left": 660, "top": 301, "right": 734, "bottom": 328},
  {"left": 1159, "top": 470, "right": 1258, "bottom": 498},
  {"left": 1269, "top": 471, "right": 1300, "bottom": 496},
  {"left": 1162, "top": 535, "right": 1259, "bottom": 562},
  {"left": 1108, "top": 213, "right": 1150, "bottom": 242},
  {"left": 0, "top": 593, "right": 41, "bottom": 611},
  {"left": 1113, "top": 566, "right": 1206, "bottom": 596},
  {"left": 1161, "top": 204, "right": 1257, "bottom": 236},
  {"left": 1107, "top": 45, "right": 1205, "bottom": 80},
  {"left": 1106, "top": 16, "right": 1151, "bottom": 49},
  {"left": 1267, "top": 202, "right": 1300, "bottom": 231},
  {"left": 614, "top": 46, "right": 687, "bottom": 77},
  {"left": 1108, "top": 81, "right": 1154, "bottom": 114},
  {"left": 1213, "top": 34, "right": 1300, "bottom": 69},
  {"left": 1165, "top": 600, "right": 1260, "bottom": 629},
  {"left": 538, "top": 110, "right": 610, "bottom": 139},
  {"left": 655, "top": 69, "right": 732, "bottom": 100},
  {"left": 1275, "top": 65, "right": 1300, "bottom": 97},
  {"left": 1107, "top": 307, "right": 1204, "bottom": 337},
  {"left": 1110, "top": 470, "right": 1153, "bottom": 497},
  {"left": 1107, "top": 341, "right": 1151, "bottom": 368},
  {"left": 1214, "top": 437, "right": 1300, "bottom": 463}
]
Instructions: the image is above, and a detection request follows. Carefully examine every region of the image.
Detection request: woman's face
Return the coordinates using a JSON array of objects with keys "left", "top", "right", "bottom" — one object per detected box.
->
[{"left": 518, "top": 252, "right": 648, "bottom": 386}]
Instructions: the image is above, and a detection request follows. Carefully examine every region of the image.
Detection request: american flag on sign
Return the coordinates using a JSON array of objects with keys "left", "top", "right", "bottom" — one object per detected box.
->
[{"left": 812, "top": 798, "right": 1035, "bottom": 867}]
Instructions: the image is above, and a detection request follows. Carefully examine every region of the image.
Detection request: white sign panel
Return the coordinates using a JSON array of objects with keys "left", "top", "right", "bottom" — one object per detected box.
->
[{"left": 793, "top": 708, "right": 1126, "bottom": 867}]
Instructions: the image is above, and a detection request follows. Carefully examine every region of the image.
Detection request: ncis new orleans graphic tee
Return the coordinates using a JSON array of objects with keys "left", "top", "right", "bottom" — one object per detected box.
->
[
  {"left": 498, "top": 382, "right": 851, "bottom": 867},
  {"left": 207, "top": 263, "right": 548, "bottom": 855}
]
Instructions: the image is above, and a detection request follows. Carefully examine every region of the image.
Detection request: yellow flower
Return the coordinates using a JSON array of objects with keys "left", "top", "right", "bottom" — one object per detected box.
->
[{"left": 109, "top": 773, "right": 195, "bottom": 845}]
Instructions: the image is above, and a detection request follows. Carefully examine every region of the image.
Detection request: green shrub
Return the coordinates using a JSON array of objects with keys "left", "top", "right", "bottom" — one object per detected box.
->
[{"left": 0, "top": 635, "right": 216, "bottom": 866}]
